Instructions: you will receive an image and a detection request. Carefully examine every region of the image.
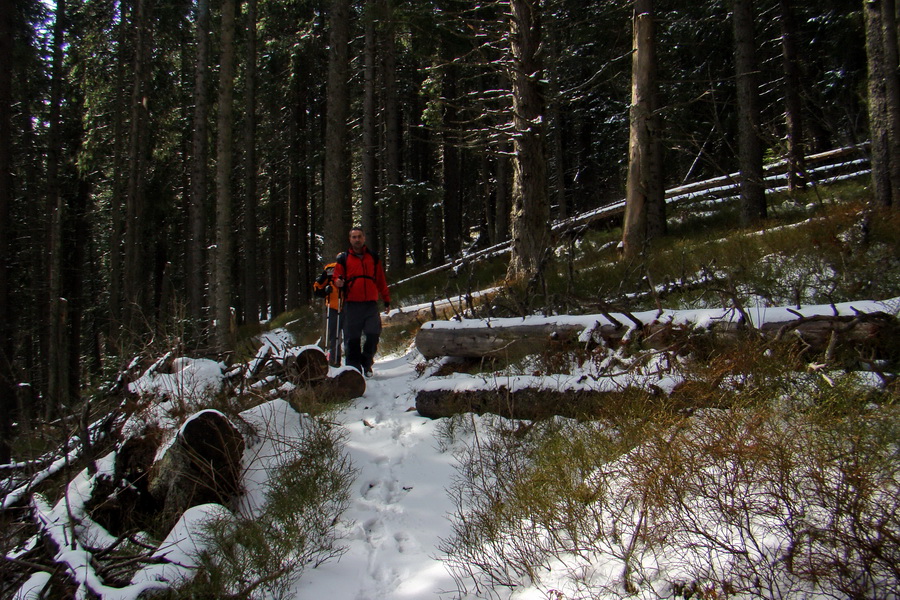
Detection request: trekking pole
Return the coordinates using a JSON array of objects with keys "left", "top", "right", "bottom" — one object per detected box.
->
[{"left": 323, "top": 299, "right": 331, "bottom": 357}]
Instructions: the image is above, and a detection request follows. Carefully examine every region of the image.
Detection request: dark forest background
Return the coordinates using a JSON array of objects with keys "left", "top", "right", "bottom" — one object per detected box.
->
[{"left": 0, "top": 0, "right": 893, "bottom": 462}]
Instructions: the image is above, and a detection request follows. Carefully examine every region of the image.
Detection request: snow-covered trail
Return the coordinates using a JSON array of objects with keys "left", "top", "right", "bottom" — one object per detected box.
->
[{"left": 291, "top": 352, "right": 462, "bottom": 600}]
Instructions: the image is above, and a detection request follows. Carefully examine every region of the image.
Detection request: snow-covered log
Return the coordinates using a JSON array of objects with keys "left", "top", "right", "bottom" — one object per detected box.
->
[{"left": 415, "top": 300, "right": 899, "bottom": 359}]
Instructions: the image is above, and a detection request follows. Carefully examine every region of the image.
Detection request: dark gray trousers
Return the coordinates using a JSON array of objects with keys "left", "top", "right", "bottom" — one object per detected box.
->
[{"left": 342, "top": 301, "right": 381, "bottom": 372}]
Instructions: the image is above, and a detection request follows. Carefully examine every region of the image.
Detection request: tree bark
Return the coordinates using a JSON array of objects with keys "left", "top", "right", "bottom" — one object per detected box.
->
[
  {"left": 214, "top": 0, "right": 240, "bottom": 351},
  {"left": 242, "top": 0, "right": 259, "bottom": 325},
  {"left": 46, "top": 0, "right": 68, "bottom": 414},
  {"left": 865, "top": 0, "right": 893, "bottom": 207},
  {"left": 732, "top": 0, "right": 767, "bottom": 224},
  {"left": 323, "top": 0, "right": 352, "bottom": 259},
  {"left": 507, "top": 0, "right": 550, "bottom": 280},
  {"left": 361, "top": 5, "right": 378, "bottom": 249},
  {"left": 124, "top": 0, "right": 152, "bottom": 344},
  {"left": 623, "top": 0, "right": 664, "bottom": 261},
  {"left": 287, "top": 48, "right": 303, "bottom": 310},
  {"left": 188, "top": 0, "right": 211, "bottom": 334},
  {"left": 0, "top": 0, "right": 14, "bottom": 464},
  {"left": 778, "top": 0, "right": 807, "bottom": 193},
  {"left": 880, "top": 0, "right": 900, "bottom": 205},
  {"left": 383, "top": 1, "right": 404, "bottom": 272}
]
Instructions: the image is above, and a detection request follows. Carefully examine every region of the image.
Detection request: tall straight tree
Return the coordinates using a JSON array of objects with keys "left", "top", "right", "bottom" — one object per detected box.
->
[
  {"left": 622, "top": 0, "right": 664, "bottom": 261},
  {"left": 0, "top": 0, "right": 14, "bottom": 464},
  {"left": 323, "top": 0, "right": 352, "bottom": 258},
  {"left": 188, "top": 0, "right": 211, "bottom": 335},
  {"left": 361, "top": 3, "right": 378, "bottom": 249},
  {"left": 123, "top": 0, "right": 152, "bottom": 342},
  {"left": 242, "top": 0, "right": 259, "bottom": 325},
  {"left": 507, "top": 0, "right": 550, "bottom": 280},
  {"left": 382, "top": 0, "right": 403, "bottom": 272},
  {"left": 214, "top": 0, "right": 240, "bottom": 350},
  {"left": 732, "top": 0, "right": 767, "bottom": 224},
  {"left": 778, "top": 0, "right": 806, "bottom": 192},
  {"left": 864, "top": 0, "right": 892, "bottom": 207},
  {"left": 46, "top": 0, "right": 68, "bottom": 412},
  {"left": 879, "top": 0, "right": 900, "bottom": 205}
]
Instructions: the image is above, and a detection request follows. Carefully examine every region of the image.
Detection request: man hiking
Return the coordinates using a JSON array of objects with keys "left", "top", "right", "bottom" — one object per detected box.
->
[{"left": 332, "top": 227, "right": 391, "bottom": 377}]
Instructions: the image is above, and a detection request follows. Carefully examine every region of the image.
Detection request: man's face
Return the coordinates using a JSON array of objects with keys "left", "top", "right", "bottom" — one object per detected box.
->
[{"left": 349, "top": 229, "right": 365, "bottom": 251}]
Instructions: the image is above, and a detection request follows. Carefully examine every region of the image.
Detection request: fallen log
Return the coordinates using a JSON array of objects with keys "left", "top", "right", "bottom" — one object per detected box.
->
[
  {"left": 382, "top": 288, "right": 501, "bottom": 330},
  {"left": 284, "top": 346, "right": 329, "bottom": 382},
  {"left": 414, "top": 302, "right": 899, "bottom": 359},
  {"left": 310, "top": 367, "right": 367, "bottom": 401},
  {"left": 146, "top": 410, "right": 244, "bottom": 530}
]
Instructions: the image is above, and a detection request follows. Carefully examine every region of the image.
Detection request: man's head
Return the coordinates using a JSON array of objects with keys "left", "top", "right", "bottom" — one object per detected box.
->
[{"left": 349, "top": 227, "right": 366, "bottom": 252}]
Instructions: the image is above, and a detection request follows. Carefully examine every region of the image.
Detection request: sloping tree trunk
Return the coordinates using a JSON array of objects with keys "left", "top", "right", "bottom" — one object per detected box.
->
[
  {"left": 0, "top": 0, "right": 14, "bottom": 464},
  {"left": 323, "top": 0, "right": 352, "bottom": 259},
  {"left": 507, "top": 0, "right": 550, "bottom": 280},
  {"left": 864, "top": 0, "right": 893, "bottom": 207},
  {"left": 623, "top": 0, "right": 664, "bottom": 261},
  {"left": 778, "top": 0, "right": 807, "bottom": 193},
  {"left": 188, "top": 0, "right": 210, "bottom": 337},
  {"left": 241, "top": 0, "right": 259, "bottom": 325},
  {"left": 214, "top": 0, "right": 240, "bottom": 351},
  {"left": 732, "top": 0, "right": 767, "bottom": 224}
]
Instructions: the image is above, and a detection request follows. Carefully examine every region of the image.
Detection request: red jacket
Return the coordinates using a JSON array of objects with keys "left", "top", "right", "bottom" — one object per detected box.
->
[{"left": 333, "top": 247, "right": 391, "bottom": 305}]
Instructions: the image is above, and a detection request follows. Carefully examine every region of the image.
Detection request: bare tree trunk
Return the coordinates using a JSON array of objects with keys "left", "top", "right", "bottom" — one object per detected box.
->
[
  {"left": 242, "top": 0, "right": 259, "bottom": 325},
  {"left": 442, "top": 63, "right": 462, "bottom": 259},
  {"left": 382, "top": 2, "right": 403, "bottom": 272},
  {"left": 188, "top": 0, "right": 210, "bottom": 336},
  {"left": 623, "top": 0, "right": 663, "bottom": 260},
  {"left": 507, "top": 0, "right": 550, "bottom": 280},
  {"left": 865, "top": 0, "right": 893, "bottom": 207},
  {"left": 495, "top": 141, "right": 510, "bottom": 242},
  {"left": 880, "top": 0, "right": 900, "bottom": 204},
  {"left": 214, "top": 0, "right": 240, "bottom": 351},
  {"left": 361, "top": 5, "right": 378, "bottom": 249},
  {"left": 778, "top": 0, "right": 807, "bottom": 192},
  {"left": 46, "top": 0, "right": 68, "bottom": 414},
  {"left": 323, "top": 0, "right": 352, "bottom": 258},
  {"left": 124, "top": 0, "right": 151, "bottom": 342},
  {"left": 0, "top": 0, "right": 15, "bottom": 463},
  {"left": 732, "top": 0, "right": 767, "bottom": 224},
  {"left": 286, "top": 48, "right": 302, "bottom": 310}
]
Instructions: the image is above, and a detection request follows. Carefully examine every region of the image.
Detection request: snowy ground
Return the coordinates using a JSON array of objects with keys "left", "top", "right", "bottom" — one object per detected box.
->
[{"left": 290, "top": 351, "right": 462, "bottom": 599}]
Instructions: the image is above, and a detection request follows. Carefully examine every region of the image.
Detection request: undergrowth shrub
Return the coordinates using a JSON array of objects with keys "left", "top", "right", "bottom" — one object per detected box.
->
[
  {"left": 439, "top": 366, "right": 899, "bottom": 600},
  {"left": 168, "top": 418, "right": 355, "bottom": 599}
]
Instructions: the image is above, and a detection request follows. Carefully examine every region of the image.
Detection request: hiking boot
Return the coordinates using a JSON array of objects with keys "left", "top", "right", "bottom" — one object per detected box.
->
[{"left": 364, "top": 368, "right": 374, "bottom": 378}]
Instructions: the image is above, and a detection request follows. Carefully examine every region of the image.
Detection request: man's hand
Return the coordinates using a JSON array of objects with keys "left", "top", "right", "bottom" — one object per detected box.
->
[{"left": 334, "top": 277, "right": 344, "bottom": 288}]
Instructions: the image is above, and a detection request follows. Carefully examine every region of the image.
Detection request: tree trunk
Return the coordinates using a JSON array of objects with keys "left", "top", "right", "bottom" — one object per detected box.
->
[
  {"left": 442, "top": 64, "right": 462, "bottom": 259},
  {"left": 732, "top": 0, "right": 767, "bottom": 224},
  {"left": 0, "top": 0, "right": 14, "bottom": 464},
  {"left": 214, "top": 0, "right": 240, "bottom": 351},
  {"left": 507, "top": 0, "right": 550, "bottom": 280},
  {"left": 46, "top": 0, "right": 68, "bottom": 414},
  {"left": 865, "top": 0, "right": 893, "bottom": 208},
  {"left": 623, "top": 0, "right": 664, "bottom": 261},
  {"left": 323, "top": 0, "right": 352, "bottom": 259},
  {"left": 287, "top": 48, "right": 303, "bottom": 310},
  {"left": 778, "top": 0, "right": 807, "bottom": 193},
  {"left": 188, "top": 0, "right": 211, "bottom": 335},
  {"left": 383, "top": 2, "right": 404, "bottom": 272},
  {"left": 880, "top": 0, "right": 900, "bottom": 205},
  {"left": 242, "top": 0, "right": 259, "bottom": 326},
  {"left": 124, "top": 0, "right": 152, "bottom": 343},
  {"left": 361, "top": 6, "right": 378, "bottom": 249},
  {"left": 495, "top": 141, "right": 510, "bottom": 242}
]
